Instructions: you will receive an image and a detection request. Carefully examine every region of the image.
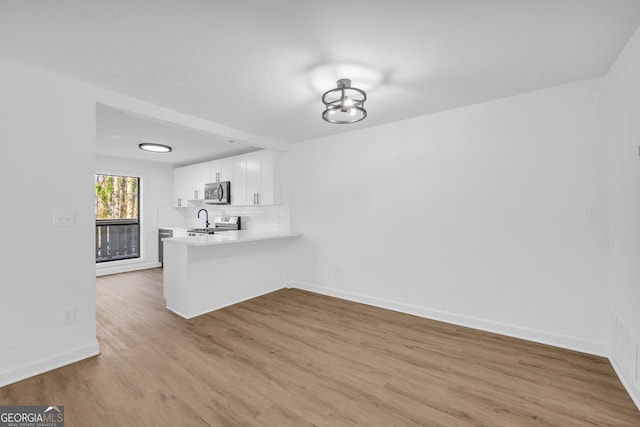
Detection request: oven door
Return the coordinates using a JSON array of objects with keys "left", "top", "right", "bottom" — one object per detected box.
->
[{"left": 205, "top": 181, "right": 231, "bottom": 204}]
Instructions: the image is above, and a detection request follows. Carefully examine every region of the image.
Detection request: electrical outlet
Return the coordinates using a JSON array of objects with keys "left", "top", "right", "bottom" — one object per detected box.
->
[
  {"left": 62, "top": 307, "right": 76, "bottom": 325},
  {"left": 53, "top": 211, "right": 76, "bottom": 228}
]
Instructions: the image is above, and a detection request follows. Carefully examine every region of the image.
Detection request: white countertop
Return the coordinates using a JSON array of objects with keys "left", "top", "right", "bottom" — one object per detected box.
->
[{"left": 163, "top": 230, "right": 300, "bottom": 247}]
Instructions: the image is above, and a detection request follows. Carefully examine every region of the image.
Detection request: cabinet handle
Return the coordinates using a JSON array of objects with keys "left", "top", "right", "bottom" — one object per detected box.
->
[{"left": 257, "top": 193, "right": 260, "bottom": 204}]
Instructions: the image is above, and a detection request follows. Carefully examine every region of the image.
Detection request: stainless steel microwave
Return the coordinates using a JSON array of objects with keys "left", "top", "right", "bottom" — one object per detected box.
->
[{"left": 204, "top": 181, "right": 231, "bottom": 204}]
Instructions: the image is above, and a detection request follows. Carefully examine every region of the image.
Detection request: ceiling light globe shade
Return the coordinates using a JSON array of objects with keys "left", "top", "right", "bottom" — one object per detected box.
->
[
  {"left": 139, "top": 143, "right": 172, "bottom": 153},
  {"left": 322, "top": 106, "right": 367, "bottom": 124}
]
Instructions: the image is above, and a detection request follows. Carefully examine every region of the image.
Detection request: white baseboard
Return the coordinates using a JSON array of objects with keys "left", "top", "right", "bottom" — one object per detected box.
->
[
  {"left": 287, "top": 281, "right": 609, "bottom": 357},
  {"left": 610, "top": 355, "right": 640, "bottom": 411},
  {"left": 96, "top": 261, "right": 161, "bottom": 276},
  {"left": 0, "top": 341, "right": 100, "bottom": 388},
  {"left": 610, "top": 313, "right": 640, "bottom": 410}
]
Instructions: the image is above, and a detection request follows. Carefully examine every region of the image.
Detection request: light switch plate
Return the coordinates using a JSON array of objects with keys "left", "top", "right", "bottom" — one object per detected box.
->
[
  {"left": 62, "top": 307, "right": 76, "bottom": 324},
  {"left": 53, "top": 210, "right": 76, "bottom": 227}
]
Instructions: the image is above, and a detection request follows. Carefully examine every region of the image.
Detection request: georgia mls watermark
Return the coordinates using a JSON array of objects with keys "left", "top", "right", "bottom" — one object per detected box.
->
[{"left": 0, "top": 406, "right": 64, "bottom": 427}]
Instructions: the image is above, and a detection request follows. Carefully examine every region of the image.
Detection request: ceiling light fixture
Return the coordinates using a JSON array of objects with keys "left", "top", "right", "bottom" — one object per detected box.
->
[
  {"left": 322, "top": 79, "right": 367, "bottom": 124},
  {"left": 138, "top": 142, "right": 172, "bottom": 153}
]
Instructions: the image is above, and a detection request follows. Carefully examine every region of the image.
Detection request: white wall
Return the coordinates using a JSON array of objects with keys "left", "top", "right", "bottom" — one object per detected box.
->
[
  {"left": 0, "top": 58, "right": 100, "bottom": 385},
  {"left": 95, "top": 154, "right": 174, "bottom": 275},
  {"left": 0, "top": 56, "right": 288, "bottom": 387},
  {"left": 606, "top": 24, "right": 640, "bottom": 407},
  {"left": 289, "top": 78, "right": 609, "bottom": 355},
  {"left": 1, "top": 31, "right": 638, "bottom": 404}
]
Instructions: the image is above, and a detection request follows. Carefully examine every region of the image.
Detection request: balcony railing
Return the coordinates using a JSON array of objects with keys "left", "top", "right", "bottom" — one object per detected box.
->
[{"left": 96, "top": 222, "right": 140, "bottom": 263}]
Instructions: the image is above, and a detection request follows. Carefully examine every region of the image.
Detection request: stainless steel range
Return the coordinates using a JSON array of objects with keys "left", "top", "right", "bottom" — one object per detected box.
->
[
  {"left": 212, "top": 216, "right": 241, "bottom": 231},
  {"left": 187, "top": 216, "right": 241, "bottom": 236}
]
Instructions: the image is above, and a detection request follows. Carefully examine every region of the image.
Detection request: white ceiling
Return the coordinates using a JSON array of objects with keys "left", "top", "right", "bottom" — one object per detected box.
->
[
  {"left": 2, "top": 1, "right": 640, "bottom": 154},
  {"left": 96, "top": 104, "right": 259, "bottom": 166}
]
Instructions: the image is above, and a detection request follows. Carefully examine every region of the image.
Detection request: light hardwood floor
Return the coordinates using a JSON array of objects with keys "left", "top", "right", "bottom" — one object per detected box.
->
[{"left": 1, "top": 268, "right": 639, "bottom": 426}]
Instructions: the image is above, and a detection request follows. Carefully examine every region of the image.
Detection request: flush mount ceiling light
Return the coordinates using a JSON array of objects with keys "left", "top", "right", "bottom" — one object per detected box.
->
[
  {"left": 138, "top": 142, "right": 172, "bottom": 153},
  {"left": 322, "top": 79, "right": 367, "bottom": 124}
]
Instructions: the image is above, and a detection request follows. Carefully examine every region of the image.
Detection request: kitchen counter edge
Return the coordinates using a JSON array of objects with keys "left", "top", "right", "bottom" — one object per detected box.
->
[{"left": 163, "top": 231, "right": 301, "bottom": 247}]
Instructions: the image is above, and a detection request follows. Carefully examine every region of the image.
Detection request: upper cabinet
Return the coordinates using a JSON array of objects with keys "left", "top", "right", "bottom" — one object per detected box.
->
[
  {"left": 172, "top": 162, "right": 211, "bottom": 207},
  {"left": 233, "top": 150, "right": 283, "bottom": 206},
  {"left": 209, "top": 157, "right": 234, "bottom": 183},
  {"left": 173, "top": 149, "right": 284, "bottom": 208},
  {"left": 197, "top": 162, "right": 212, "bottom": 198},
  {"left": 173, "top": 166, "right": 191, "bottom": 207}
]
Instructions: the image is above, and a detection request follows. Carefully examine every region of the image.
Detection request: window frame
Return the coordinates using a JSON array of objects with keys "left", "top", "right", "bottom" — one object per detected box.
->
[{"left": 95, "top": 174, "right": 141, "bottom": 263}]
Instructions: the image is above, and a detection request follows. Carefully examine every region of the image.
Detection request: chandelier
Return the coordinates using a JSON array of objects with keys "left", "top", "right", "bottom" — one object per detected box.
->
[{"left": 322, "top": 79, "right": 367, "bottom": 124}]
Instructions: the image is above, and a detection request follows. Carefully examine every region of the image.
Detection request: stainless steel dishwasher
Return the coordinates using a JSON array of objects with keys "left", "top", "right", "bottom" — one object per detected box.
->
[{"left": 158, "top": 229, "right": 173, "bottom": 265}]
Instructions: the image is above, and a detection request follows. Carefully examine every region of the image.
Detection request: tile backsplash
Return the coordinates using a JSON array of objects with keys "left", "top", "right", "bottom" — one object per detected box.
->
[
  {"left": 157, "top": 206, "right": 189, "bottom": 227},
  {"left": 158, "top": 204, "right": 289, "bottom": 232}
]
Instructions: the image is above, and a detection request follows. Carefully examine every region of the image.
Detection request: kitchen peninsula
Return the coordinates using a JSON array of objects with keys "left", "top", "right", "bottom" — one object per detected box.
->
[{"left": 162, "top": 230, "right": 299, "bottom": 319}]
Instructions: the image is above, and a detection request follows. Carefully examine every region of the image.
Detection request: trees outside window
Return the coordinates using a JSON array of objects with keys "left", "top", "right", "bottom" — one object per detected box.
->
[{"left": 95, "top": 174, "right": 140, "bottom": 262}]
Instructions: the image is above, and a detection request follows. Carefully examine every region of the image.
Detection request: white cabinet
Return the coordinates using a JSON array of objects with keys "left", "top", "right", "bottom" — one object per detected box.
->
[
  {"left": 245, "top": 151, "right": 261, "bottom": 204},
  {"left": 232, "top": 150, "right": 283, "bottom": 206},
  {"left": 173, "top": 166, "right": 192, "bottom": 207},
  {"left": 210, "top": 157, "right": 234, "bottom": 183},
  {"left": 258, "top": 150, "right": 277, "bottom": 205},
  {"left": 232, "top": 155, "right": 249, "bottom": 205},
  {"left": 173, "top": 163, "right": 208, "bottom": 207},
  {"left": 175, "top": 150, "right": 283, "bottom": 207},
  {"left": 196, "top": 162, "right": 212, "bottom": 197}
]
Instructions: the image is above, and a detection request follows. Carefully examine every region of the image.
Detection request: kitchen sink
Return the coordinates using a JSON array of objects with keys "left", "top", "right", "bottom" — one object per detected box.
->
[{"left": 187, "top": 228, "right": 216, "bottom": 235}]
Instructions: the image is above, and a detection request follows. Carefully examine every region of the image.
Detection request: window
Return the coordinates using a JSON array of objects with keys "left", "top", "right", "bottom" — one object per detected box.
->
[{"left": 95, "top": 174, "right": 140, "bottom": 263}]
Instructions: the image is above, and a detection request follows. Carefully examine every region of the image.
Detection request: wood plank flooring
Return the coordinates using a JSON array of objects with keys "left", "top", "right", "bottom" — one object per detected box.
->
[{"left": 1, "top": 268, "right": 639, "bottom": 426}]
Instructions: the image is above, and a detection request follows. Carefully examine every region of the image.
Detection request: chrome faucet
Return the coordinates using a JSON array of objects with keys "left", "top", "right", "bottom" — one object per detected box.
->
[{"left": 197, "top": 208, "right": 210, "bottom": 228}]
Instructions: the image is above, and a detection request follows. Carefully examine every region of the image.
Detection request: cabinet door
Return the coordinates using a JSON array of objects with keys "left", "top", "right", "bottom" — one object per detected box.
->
[
  {"left": 184, "top": 164, "right": 201, "bottom": 200},
  {"left": 258, "top": 150, "right": 274, "bottom": 205},
  {"left": 218, "top": 157, "right": 234, "bottom": 182},
  {"left": 208, "top": 158, "right": 233, "bottom": 182},
  {"left": 197, "top": 161, "right": 214, "bottom": 199},
  {"left": 232, "top": 155, "right": 248, "bottom": 205},
  {"left": 173, "top": 167, "right": 190, "bottom": 207},
  {"left": 208, "top": 159, "right": 220, "bottom": 182},
  {"left": 245, "top": 151, "right": 261, "bottom": 205}
]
